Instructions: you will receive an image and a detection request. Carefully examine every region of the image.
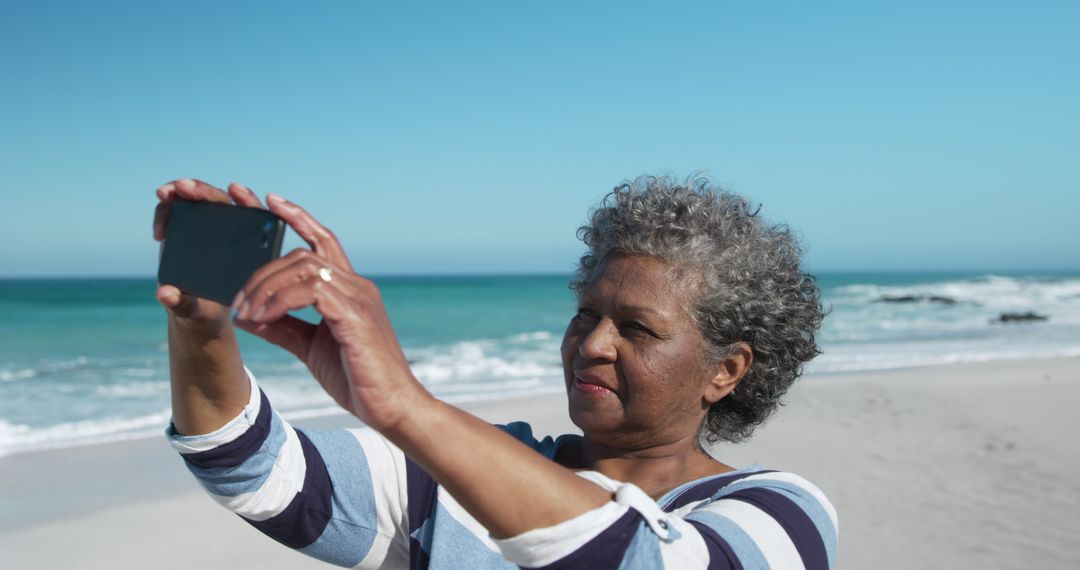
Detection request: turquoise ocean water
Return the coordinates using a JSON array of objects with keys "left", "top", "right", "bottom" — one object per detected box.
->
[{"left": 2, "top": 272, "right": 1079, "bottom": 457}]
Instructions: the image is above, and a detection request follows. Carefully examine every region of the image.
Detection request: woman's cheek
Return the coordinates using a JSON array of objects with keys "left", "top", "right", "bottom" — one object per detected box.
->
[{"left": 561, "top": 321, "right": 582, "bottom": 351}]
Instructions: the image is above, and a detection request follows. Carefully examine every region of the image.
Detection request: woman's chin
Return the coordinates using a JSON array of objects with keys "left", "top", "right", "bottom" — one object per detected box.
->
[{"left": 568, "top": 401, "right": 622, "bottom": 436}]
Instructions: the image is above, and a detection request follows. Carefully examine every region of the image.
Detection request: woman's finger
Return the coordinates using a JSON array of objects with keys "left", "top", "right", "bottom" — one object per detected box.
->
[
  {"left": 153, "top": 180, "right": 186, "bottom": 241},
  {"left": 156, "top": 178, "right": 231, "bottom": 204},
  {"left": 305, "top": 276, "right": 357, "bottom": 331},
  {"left": 153, "top": 201, "right": 171, "bottom": 241},
  {"left": 265, "top": 194, "right": 354, "bottom": 272},
  {"left": 154, "top": 178, "right": 242, "bottom": 241},
  {"left": 241, "top": 270, "right": 346, "bottom": 324},
  {"left": 232, "top": 247, "right": 318, "bottom": 312},
  {"left": 176, "top": 178, "right": 233, "bottom": 203},
  {"left": 231, "top": 249, "right": 291, "bottom": 311},
  {"left": 234, "top": 249, "right": 342, "bottom": 318},
  {"left": 156, "top": 180, "right": 181, "bottom": 203},
  {"left": 155, "top": 284, "right": 201, "bottom": 318},
  {"left": 234, "top": 314, "right": 317, "bottom": 360},
  {"left": 227, "top": 182, "right": 265, "bottom": 209},
  {"left": 156, "top": 284, "right": 183, "bottom": 309}
]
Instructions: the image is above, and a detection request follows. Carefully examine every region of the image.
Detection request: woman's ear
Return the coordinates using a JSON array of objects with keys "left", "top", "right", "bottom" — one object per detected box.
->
[{"left": 704, "top": 342, "right": 753, "bottom": 404}]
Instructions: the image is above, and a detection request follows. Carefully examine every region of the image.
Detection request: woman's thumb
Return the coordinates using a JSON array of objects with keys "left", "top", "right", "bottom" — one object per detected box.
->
[{"left": 156, "top": 285, "right": 198, "bottom": 317}]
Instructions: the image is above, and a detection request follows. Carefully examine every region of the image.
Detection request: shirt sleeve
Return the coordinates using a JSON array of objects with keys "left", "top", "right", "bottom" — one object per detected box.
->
[
  {"left": 492, "top": 470, "right": 838, "bottom": 570},
  {"left": 165, "top": 368, "right": 411, "bottom": 569}
]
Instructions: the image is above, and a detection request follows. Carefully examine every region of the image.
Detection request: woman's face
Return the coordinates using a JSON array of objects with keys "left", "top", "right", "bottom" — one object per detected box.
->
[{"left": 562, "top": 253, "right": 719, "bottom": 449}]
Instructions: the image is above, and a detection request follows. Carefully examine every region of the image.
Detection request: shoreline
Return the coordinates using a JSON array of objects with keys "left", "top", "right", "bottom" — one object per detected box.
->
[
  {"left": 0, "top": 390, "right": 580, "bottom": 533},
  {"left": 8, "top": 345, "right": 1080, "bottom": 460},
  {"left": 2, "top": 355, "right": 1079, "bottom": 568}
]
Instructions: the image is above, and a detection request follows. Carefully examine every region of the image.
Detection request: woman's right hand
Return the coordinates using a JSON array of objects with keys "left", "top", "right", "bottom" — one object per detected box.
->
[{"left": 153, "top": 178, "right": 266, "bottom": 332}]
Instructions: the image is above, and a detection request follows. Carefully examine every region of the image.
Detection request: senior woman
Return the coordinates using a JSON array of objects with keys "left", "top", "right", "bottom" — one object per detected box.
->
[{"left": 153, "top": 175, "right": 836, "bottom": 569}]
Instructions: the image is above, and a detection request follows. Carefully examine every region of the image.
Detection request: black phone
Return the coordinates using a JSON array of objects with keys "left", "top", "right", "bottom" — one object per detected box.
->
[{"left": 157, "top": 200, "right": 286, "bottom": 305}]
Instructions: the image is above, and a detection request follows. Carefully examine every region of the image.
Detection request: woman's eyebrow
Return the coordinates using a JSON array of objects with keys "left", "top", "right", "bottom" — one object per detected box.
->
[
  {"left": 611, "top": 302, "right": 670, "bottom": 320},
  {"left": 578, "top": 294, "right": 670, "bottom": 319}
]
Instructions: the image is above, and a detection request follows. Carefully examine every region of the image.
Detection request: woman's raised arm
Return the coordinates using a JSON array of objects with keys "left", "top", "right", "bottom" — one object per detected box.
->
[{"left": 154, "top": 178, "right": 264, "bottom": 435}]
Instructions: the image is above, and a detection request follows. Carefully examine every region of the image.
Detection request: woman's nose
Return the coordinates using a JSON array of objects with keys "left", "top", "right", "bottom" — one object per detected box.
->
[{"left": 579, "top": 319, "right": 617, "bottom": 361}]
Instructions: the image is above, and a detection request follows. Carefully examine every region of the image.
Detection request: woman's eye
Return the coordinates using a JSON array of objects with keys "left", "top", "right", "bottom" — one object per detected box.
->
[
  {"left": 622, "top": 321, "right": 655, "bottom": 336},
  {"left": 575, "top": 308, "right": 598, "bottom": 320}
]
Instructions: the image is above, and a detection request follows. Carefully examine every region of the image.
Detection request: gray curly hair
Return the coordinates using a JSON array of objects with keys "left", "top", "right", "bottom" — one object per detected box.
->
[{"left": 570, "top": 174, "right": 824, "bottom": 443}]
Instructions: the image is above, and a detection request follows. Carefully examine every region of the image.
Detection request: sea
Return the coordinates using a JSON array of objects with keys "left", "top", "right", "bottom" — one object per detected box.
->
[{"left": 2, "top": 271, "right": 1079, "bottom": 458}]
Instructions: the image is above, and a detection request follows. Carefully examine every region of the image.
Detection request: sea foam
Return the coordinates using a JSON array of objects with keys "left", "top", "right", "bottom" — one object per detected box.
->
[{"left": 2, "top": 274, "right": 1079, "bottom": 458}]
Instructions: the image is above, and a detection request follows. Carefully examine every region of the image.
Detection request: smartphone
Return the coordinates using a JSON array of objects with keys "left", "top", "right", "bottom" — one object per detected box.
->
[{"left": 158, "top": 200, "right": 286, "bottom": 305}]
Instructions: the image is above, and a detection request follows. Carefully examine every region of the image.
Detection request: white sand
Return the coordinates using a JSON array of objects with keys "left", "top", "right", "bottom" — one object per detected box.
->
[{"left": 2, "top": 356, "right": 1078, "bottom": 569}]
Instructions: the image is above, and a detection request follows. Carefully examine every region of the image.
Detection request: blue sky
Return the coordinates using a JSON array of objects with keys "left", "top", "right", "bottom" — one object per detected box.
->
[{"left": 1, "top": 1, "right": 1077, "bottom": 276}]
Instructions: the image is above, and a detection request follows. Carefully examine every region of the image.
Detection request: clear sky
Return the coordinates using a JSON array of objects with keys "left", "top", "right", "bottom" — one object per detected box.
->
[{"left": 1, "top": 1, "right": 1077, "bottom": 277}]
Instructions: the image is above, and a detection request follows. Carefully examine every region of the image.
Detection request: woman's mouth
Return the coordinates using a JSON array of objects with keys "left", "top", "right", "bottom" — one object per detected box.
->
[{"left": 573, "top": 377, "right": 616, "bottom": 396}]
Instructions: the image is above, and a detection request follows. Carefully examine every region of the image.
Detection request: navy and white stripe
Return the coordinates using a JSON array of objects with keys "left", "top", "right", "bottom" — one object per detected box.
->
[
  {"left": 405, "top": 457, "right": 438, "bottom": 570},
  {"left": 168, "top": 370, "right": 409, "bottom": 568},
  {"left": 169, "top": 374, "right": 837, "bottom": 569}
]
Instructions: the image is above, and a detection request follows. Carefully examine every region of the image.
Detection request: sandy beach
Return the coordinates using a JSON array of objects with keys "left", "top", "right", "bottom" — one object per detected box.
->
[{"left": 2, "top": 356, "right": 1078, "bottom": 569}]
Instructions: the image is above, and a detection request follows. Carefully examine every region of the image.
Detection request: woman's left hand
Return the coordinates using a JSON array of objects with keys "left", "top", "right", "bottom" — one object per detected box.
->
[{"left": 232, "top": 193, "right": 429, "bottom": 431}]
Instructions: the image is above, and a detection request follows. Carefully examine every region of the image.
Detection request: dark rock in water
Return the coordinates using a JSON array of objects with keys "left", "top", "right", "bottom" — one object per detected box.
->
[
  {"left": 994, "top": 311, "right": 1049, "bottom": 324},
  {"left": 875, "top": 294, "right": 958, "bottom": 305},
  {"left": 875, "top": 295, "right": 919, "bottom": 303}
]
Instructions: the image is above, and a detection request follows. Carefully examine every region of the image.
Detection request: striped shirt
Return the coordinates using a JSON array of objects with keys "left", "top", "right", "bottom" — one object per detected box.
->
[{"left": 168, "top": 370, "right": 837, "bottom": 569}]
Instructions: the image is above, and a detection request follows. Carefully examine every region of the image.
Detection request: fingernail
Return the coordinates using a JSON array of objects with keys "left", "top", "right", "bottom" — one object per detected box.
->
[
  {"left": 266, "top": 193, "right": 284, "bottom": 204},
  {"left": 231, "top": 290, "right": 246, "bottom": 310},
  {"left": 251, "top": 305, "right": 266, "bottom": 322},
  {"left": 176, "top": 178, "right": 195, "bottom": 190},
  {"left": 237, "top": 301, "right": 250, "bottom": 320},
  {"left": 157, "top": 182, "right": 175, "bottom": 193}
]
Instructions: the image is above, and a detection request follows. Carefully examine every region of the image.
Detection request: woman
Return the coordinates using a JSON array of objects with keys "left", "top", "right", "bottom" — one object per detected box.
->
[{"left": 154, "top": 175, "right": 836, "bottom": 569}]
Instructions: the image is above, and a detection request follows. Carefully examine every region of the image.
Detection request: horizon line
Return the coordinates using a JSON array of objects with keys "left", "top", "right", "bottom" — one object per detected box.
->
[{"left": 2, "top": 267, "right": 1080, "bottom": 280}]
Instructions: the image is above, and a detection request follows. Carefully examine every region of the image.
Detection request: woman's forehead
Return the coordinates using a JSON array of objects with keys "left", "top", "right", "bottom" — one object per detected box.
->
[{"left": 581, "top": 254, "right": 693, "bottom": 315}]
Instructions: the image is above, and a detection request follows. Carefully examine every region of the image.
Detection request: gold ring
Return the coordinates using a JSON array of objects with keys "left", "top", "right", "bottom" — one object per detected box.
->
[{"left": 317, "top": 266, "right": 333, "bottom": 283}]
